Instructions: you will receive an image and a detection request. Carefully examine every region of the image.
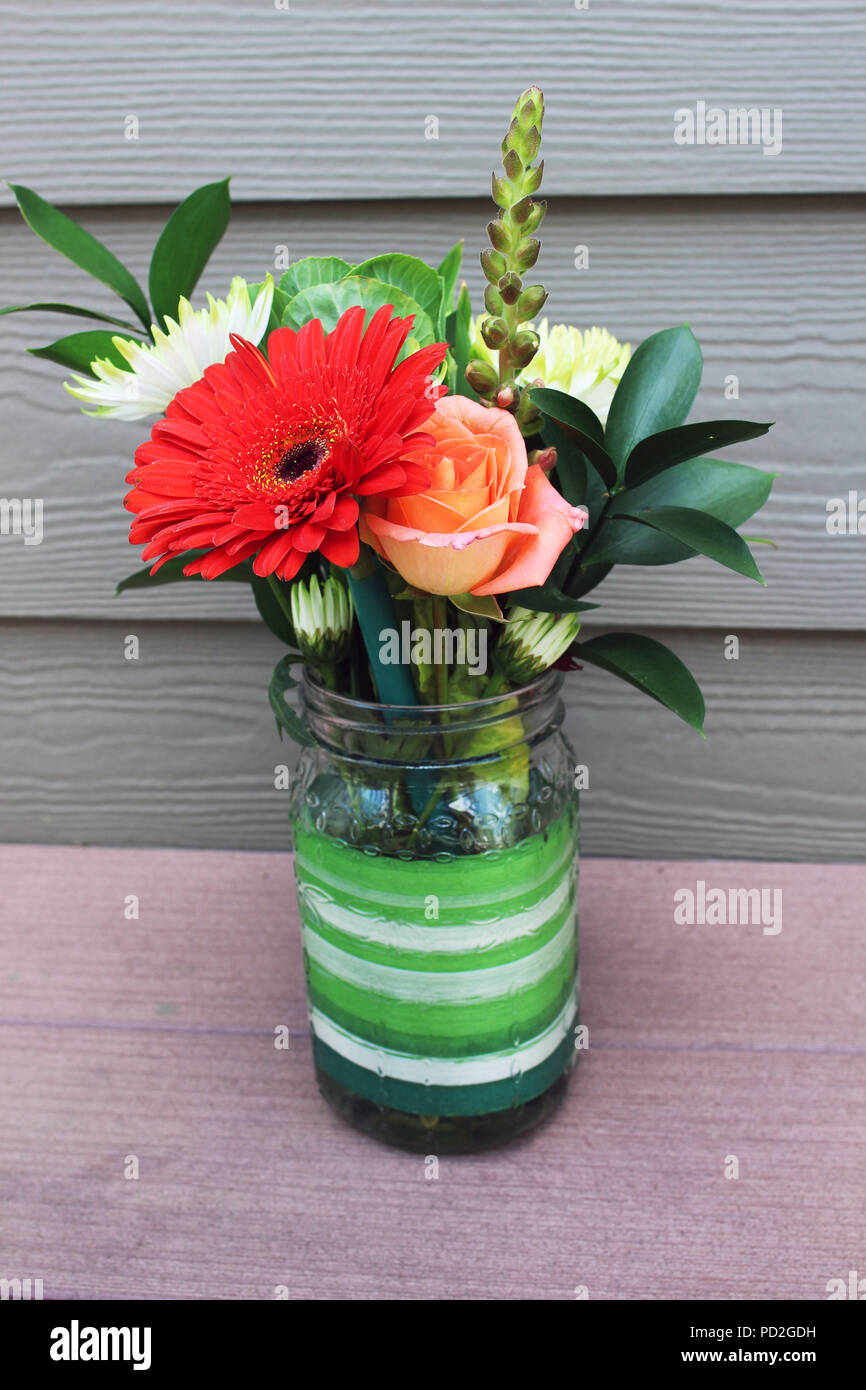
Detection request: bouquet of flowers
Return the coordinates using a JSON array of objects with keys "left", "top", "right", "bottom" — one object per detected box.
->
[
  {"left": 4, "top": 89, "right": 775, "bottom": 1150},
  {"left": 4, "top": 86, "right": 773, "bottom": 734}
]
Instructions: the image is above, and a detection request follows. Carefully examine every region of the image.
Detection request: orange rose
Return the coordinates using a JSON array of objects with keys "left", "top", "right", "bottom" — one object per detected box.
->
[{"left": 359, "top": 395, "right": 587, "bottom": 596}]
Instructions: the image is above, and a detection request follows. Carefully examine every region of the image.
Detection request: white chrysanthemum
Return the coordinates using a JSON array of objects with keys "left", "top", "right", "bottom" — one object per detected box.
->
[
  {"left": 65, "top": 275, "right": 274, "bottom": 421},
  {"left": 471, "top": 316, "right": 631, "bottom": 424}
]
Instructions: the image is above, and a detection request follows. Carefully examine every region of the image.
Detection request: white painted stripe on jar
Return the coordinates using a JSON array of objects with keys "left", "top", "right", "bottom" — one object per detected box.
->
[{"left": 309, "top": 993, "right": 578, "bottom": 1087}]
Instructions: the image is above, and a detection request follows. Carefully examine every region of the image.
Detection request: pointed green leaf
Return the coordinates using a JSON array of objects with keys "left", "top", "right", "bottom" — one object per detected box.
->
[
  {"left": 148, "top": 178, "right": 231, "bottom": 329},
  {"left": 543, "top": 418, "right": 587, "bottom": 508},
  {"left": 450, "top": 592, "right": 504, "bottom": 622},
  {"left": 29, "top": 330, "right": 133, "bottom": 374},
  {"left": 575, "top": 632, "right": 706, "bottom": 732},
  {"left": 604, "top": 325, "right": 703, "bottom": 476},
  {"left": 507, "top": 580, "right": 600, "bottom": 614},
  {"left": 583, "top": 456, "right": 777, "bottom": 568},
  {"left": 616, "top": 505, "right": 765, "bottom": 583},
  {"left": 437, "top": 241, "right": 463, "bottom": 312},
  {"left": 531, "top": 387, "right": 605, "bottom": 445},
  {"left": 0, "top": 302, "right": 142, "bottom": 332},
  {"left": 566, "top": 563, "right": 613, "bottom": 597},
  {"left": 530, "top": 387, "right": 616, "bottom": 489},
  {"left": 624, "top": 418, "right": 773, "bottom": 487},
  {"left": 8, "top": 183, "right": 151, "bottom": 329},
  {"left": 445, "top": 283, "right": 477, "bottom": 399}
]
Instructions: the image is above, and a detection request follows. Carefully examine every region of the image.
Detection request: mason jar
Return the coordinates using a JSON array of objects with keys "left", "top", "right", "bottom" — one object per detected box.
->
[{"left": 289, "top": 667, "right": 579, "bottom": 1153}]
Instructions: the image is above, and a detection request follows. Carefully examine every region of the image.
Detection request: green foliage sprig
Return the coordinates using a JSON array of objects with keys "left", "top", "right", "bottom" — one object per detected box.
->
[{"left": 2, "top": 178, "right": 231, "bottom": 369}]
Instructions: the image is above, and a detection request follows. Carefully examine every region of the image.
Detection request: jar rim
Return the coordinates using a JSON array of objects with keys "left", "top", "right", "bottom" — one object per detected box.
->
[
  {"left": 300, "top": 664, "right": 563, "bottom": 716},
  {"left": 298, "top": 664, "right": 565, "bottom": 756}
]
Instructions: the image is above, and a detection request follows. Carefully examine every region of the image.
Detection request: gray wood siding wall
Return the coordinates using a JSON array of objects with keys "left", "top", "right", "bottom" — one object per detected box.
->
[{"left": 0, "top": 0, "right": 863, "bottom": 859}]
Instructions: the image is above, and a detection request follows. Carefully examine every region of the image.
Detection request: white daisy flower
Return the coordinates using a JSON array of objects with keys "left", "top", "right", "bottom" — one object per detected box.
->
[{"left": 65, "top": 275, "right": 274, "bottom": 421}]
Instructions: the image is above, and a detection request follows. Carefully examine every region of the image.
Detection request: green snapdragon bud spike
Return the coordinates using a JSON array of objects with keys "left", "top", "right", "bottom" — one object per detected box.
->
[
  {"left": 495, "top": 607, "right": 581, "bottom": 685},
  {"left": 290, "top": 572, "right": 354, "bottom": 685},
  {"left": 465, "top": 358, "right": 500, "bottom": 396},
  {"left": 476, "top": 87, "right": 548, "bottom": 429}
]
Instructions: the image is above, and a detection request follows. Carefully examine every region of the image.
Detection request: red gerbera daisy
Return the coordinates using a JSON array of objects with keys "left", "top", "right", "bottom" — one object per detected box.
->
[{"left": 124, "top": 305, "right": 447, "bottom": 581}]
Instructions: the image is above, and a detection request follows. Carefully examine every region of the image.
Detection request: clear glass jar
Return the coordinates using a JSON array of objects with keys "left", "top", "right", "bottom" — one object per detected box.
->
[{"left": 289, "top": 668, "right": 579, "bottom": 1153}]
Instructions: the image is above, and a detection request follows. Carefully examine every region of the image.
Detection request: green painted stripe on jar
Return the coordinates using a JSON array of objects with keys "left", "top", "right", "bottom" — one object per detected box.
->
[
  {"left": 312, "top": 1023, "right": 577, "bottom": 1117},
  {"left": 305, "top": 944, "right": 577, "bottom": 1058},
  {"left": 293, "top": 815, "right": 577, "bottom": 970},
  {"left": 293, "top": 808, "right": 575, "bottom": 920}
]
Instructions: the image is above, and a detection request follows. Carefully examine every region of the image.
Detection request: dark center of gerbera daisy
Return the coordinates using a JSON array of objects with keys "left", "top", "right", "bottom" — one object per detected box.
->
[{"left": 274, "top": 437, "right": 329, "bottom": 484}]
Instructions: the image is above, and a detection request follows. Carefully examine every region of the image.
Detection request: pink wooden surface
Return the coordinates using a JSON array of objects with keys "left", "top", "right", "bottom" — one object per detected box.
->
[{"left": 0, "top": 845, "right": 863, "bottom": 1300}]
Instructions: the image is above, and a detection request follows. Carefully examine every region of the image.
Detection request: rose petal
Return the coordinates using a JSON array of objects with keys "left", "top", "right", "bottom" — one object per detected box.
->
[{"left": 470, "top": 465, "right": 588, "bottom": 595}]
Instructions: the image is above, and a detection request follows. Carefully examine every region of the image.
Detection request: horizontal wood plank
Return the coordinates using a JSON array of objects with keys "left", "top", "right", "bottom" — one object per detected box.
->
[
  {"left": 0, "top": 621, "right": 862, "bottom": 861},
  {"left": 1, "top": 197, "right": 863, "bottom": 629},
  {"left": 0, "top": 847, "right": 862, "bottom": 1299},
  {"left": 1, "top": 1, "right": 864, "bottom": 203}
]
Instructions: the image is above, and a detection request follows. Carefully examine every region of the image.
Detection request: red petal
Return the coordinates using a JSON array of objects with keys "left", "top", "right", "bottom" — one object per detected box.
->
[{"left": 319, "top": 527, "right": 359, "bottom": 567}]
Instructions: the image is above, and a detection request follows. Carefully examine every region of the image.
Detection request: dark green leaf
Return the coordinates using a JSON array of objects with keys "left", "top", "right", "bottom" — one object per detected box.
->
[
  {"left": 543, "top": 418, "right": 587, "bottom": 508},
  {"left": 507, "top": 580, "right": 600, "bottom": 614},
  {"left": 9, "top": 183, "right": 151, "bottom": 329},
  {"left": 29, "top": 330, "right": 134, "bottom": 374},
  {"left": 148, "top": 178, "right": 231, "bottom": 329},
  {"left": 604, "top": 325, "right": 703, "bottom": 476},
  {"left": 530, "top": 386, "right": 616, "bottom": 489},
  {"left": 566, "top": 563, "right": 613, "bottom": 597},
  {"left": 616, "top": 505, "right": 765, "bottom": 583},
  {"left": 252, "top": 575, "right": 296, "bottom": 645},
  {"left": 583, "top": 456, "right": 777, "bottom": 568},
  {"left": 0, "top": 302, "right": 142, "bottom": 332},
  {"left": 575, "top": 632, "right": 706, "bottom": 732},
  {"left": 115, "top": 552, "right": 254, "bottom": 594},
  {"left": 624, "top": 418, "right": 773, "bottom": 488},
  {"left": 270, "top": 655, "right": 315, "bottom": 747},
  {"left": 531, "top": 386, "right": 605, "bottom": 445}
]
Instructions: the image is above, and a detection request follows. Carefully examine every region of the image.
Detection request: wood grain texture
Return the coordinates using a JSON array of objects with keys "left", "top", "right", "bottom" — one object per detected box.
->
[
  {"left": 0, "top": 847, "right": 862, "bottom": 1299},
  {"left": 0, "top": 621, "right": 863, "bottom": 861},
  {"left": 1, "top": 197, "right": 863, "bottom": 629},
  {"left": 0, "top": 0, "right": 864, "bottom": 204}
]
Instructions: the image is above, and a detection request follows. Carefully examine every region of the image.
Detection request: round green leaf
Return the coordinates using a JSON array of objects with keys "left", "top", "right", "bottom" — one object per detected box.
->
[
  {"left": 282, "top": 276, "right": 437, "bottom": 346},
  {"left": 277, "top": 257, "right": 355, "bottom": 300}
]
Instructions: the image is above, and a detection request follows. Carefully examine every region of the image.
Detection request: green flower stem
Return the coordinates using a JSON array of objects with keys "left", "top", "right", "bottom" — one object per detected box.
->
[
  {"left": 267, "top": 572, "right": 295, "bottom": 628},
  {"left": 431, "top": 595, "right": 450, "bottom": 706},
  {"left": 412, "top": 594, "right": 436, "bottom": 702},
  {"left": 347, "top": 546, "right": 419, "bottom": 707},
  {"left": 482, "top": 669, "right": 511, "bottom": 699},
  {"left": 318, "top": 660, "right": 337, "bottom": 690}
]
